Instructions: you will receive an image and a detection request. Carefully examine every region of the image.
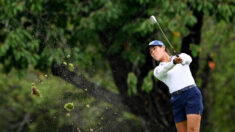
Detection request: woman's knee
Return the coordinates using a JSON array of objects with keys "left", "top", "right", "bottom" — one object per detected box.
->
[{"left": 187, "top": 126, "right": 199, "bottom": 132}]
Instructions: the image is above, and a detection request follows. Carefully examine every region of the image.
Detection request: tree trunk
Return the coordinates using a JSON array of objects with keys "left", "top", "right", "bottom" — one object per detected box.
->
[
  {"left": 200, "top": 55, "right": 213, "bottom": 131},
  {"left": 181, "top": 10, "right": 204, "bottom": 78},
  {"left": 98, "top": 31, "right": 176, "bottom": 131}
]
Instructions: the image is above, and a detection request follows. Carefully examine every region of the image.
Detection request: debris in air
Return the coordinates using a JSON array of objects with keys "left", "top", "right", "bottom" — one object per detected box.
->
[
  {"left": 86, "top": 104, "right": 90, "bottom": 108},
  {"left": 31, "top": 83, "right": 40, "bottom": 97},
  {"left": 66, "top": 113, "right": 71, "bottom": 117},
  {"left": 68, "top": 63, "right": 74, "bottom": 71},
  {"left": 77, "top": 127, "right": 81, "bottom": 132},
  {"left": 64, "top": 102, "right": 74, "bottom": 112}
]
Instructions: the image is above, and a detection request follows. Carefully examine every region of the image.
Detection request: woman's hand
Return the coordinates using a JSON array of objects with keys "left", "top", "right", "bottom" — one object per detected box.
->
[{"left": 173, "top": 57, "right": 183, "bottom": 64}]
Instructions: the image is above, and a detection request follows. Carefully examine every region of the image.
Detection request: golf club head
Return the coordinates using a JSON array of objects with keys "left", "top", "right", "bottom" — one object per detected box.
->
[{"left": 150, "top": 15, "right": 157, "bottom": 23}]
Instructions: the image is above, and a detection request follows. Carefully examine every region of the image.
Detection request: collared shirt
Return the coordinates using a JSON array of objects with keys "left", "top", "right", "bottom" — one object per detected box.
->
[{"left": 153, "top": 53, "right": 196, "bottom": 93}]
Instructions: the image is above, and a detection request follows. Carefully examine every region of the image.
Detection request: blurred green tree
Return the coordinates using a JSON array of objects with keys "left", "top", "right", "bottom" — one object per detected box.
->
[{"left": 0, "top": 0, "right": 234, "bottom": 131}]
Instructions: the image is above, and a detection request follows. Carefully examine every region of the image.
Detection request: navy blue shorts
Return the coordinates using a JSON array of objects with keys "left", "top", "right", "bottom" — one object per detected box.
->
[{"left": 170, "top": 86, "right": 203, "bottom": 123}]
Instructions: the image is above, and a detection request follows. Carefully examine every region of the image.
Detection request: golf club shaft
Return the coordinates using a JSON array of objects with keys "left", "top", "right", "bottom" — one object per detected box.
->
[
  {"left": 150, "top": 16, "right": 178, "bottom": 56},
  {"left": 155, "top": 22, "right": 175, "bottom": 51}
]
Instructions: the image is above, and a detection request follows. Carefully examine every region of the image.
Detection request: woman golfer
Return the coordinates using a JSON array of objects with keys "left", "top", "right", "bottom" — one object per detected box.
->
[{"left": 146, "top": 40, "right": 203, "bottom": 132}]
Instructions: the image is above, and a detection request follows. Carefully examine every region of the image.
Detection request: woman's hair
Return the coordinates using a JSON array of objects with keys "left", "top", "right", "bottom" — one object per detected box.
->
[{"left": 162, "top": 46, "right": 171, "bottom": 56}]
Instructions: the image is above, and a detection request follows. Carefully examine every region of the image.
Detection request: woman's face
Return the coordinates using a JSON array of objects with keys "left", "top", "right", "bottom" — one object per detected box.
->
[{"left": 149, "top": 46, "right": 165, "bottom": 61}]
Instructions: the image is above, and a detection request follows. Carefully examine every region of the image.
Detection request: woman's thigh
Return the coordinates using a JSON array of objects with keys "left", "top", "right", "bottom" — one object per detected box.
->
[
  {"left": 175, "top": 120, "right": 187, "bottom": 132},
  {"left": 187, "top": 114, "right": 201, "bottom": 132}
]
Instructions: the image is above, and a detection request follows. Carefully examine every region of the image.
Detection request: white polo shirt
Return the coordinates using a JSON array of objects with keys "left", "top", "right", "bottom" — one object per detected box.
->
[{"left": 153, "top": 53, "right": 196, "bottom": 94}]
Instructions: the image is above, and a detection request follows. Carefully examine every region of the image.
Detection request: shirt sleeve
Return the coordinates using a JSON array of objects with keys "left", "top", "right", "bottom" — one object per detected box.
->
[
  {"left": 180, "top": 53, "right": 192, "bottom": 65},
  {"left": 153, "top": 59, "right": 176, "bottom": 80}
]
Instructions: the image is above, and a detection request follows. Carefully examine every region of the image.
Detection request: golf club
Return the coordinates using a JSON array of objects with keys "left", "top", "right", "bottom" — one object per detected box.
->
[{"left": 150, "top": 15, "right": 178, "bottom": 57}]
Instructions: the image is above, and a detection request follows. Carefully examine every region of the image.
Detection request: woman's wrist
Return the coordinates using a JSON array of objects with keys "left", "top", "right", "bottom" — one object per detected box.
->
[{"left": 173, "top": 59, "right": 177, "bottom": 64}]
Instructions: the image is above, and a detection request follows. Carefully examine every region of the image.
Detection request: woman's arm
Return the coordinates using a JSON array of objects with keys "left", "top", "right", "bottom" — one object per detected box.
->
[
  {"left": 153, "top": 55, "right": 185, "bottom": 79},
  {"left": 154, "top": 60, "right": 176, "bottom": 79},
  {"left": 180, "top": 53, "right": 192, "bottom": 65}
]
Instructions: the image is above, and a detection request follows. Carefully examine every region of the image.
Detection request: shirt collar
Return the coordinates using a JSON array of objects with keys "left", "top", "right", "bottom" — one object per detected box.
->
[{"left": 159, "top": 55, "right": 175, "bottom": 65}]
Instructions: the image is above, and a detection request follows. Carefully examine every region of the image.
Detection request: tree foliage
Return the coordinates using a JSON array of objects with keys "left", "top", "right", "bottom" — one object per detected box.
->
[
  {"left": 0, "top": 0, "right": 233, "bottom": 73},
  {"left": 0, "top": 0, "right": 234, "bottom": 131}
]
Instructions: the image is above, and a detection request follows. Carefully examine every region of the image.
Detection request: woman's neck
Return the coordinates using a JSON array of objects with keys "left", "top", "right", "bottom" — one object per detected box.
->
[{"left": 161, "top": 53, "right": 171, "bottom": 62}]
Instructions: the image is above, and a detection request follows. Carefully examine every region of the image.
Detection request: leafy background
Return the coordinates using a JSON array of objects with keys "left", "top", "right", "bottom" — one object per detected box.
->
[{"left": 0, "top": 0, "right": 234, "bottom": 132}]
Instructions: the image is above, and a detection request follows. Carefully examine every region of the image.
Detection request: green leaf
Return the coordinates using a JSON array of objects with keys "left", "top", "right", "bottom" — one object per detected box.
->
[
  {"left": 127, "top": 72, "right": 138, "bottom": 96},
  {"left": 141, "top": 70, "right": 153, "bottom": 93},
  {"left": 190, "top": 44, "right": 200, "bottom": 57}
]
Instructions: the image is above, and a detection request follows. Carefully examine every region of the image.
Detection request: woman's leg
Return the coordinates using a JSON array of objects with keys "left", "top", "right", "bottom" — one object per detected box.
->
[
  {"left": 175, "top": 120, "right": 187, "bottom": 132},
  {"left": 186, "top": 114, "right": 201, "bottom": 132}
]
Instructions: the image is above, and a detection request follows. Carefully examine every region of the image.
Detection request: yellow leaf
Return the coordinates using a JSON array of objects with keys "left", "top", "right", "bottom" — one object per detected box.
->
[{"left": 173, "top": 31, "right": 181, "bottom": 37}]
